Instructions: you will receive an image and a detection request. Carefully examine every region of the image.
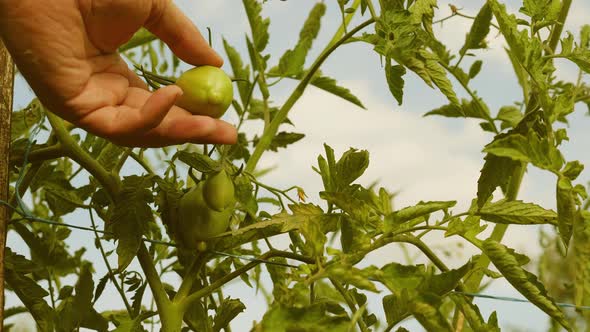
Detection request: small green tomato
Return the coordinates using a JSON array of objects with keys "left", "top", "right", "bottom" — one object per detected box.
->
[
  {"left": 175, "top": 66, "right": 233, "bottom": 118},
  {"left": 177, "top": 182, "right": 233, "bottom": 247},
  {"left": 202, "top": 169, "right": 235, "bottom": 212}
]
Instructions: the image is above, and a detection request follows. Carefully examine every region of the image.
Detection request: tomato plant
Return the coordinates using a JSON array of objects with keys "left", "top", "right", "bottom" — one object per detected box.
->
[{"left": 3, "top": 1, "right": 590, "bottom": 332}]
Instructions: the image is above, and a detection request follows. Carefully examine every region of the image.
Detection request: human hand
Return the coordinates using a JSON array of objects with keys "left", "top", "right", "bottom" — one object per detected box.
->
[{"left": 0, "top": 0, "right": 237, "bottom": 147}]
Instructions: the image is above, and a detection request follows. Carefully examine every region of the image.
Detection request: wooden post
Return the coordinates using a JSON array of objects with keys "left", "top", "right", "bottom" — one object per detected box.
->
[{"left": 0, "top": 37, "right": 14, "bottom": 330}]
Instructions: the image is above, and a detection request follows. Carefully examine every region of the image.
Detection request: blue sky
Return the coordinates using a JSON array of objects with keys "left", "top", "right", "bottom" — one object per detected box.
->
[{"left": 7, "top": 1, "right": 590, "bottom": 331}]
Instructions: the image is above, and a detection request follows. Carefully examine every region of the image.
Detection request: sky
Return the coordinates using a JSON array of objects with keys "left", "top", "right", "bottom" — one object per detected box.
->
[{"left": 6, "top": 0, "right": 590, "bottom": 331}]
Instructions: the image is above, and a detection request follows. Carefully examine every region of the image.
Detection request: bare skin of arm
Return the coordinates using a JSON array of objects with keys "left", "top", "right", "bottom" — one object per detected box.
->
[{"left": 0, "top": 0, "right": 238, "bottom": 147}]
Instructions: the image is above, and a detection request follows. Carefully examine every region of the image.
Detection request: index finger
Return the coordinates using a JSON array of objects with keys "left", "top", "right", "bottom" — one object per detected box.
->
[{"left": 145, "top": 1, "right": 223, "bottom": 67}]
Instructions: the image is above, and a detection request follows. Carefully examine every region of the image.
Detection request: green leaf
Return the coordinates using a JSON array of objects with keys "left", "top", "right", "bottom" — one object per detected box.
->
[
  {"left": 497, "top": 106, "right": 523, "bottom": 129},
  {"left": 96, "top": 142, "right": 125, "bottom": 172},
  {"left": 5, "top": 269, "right": 54, "bottom": 332},
  {"left": 308, "top": 73, "right": 366, "bottom": 109},
  {"left": 446, "top": 215, "right": 487, "bottom": 239},
  {"left": 483, "top": 131, "right": 564, "bottom": 172},
  {"left": 477, "top": 153, "right": 520, "bottom": 208},
  {"left": 425, "top": 98, "right": 490, "bottom": 120},
  {"left": 243, "top": 0, "right": 270, "bottom": 52},
  {"left": 110, "top": 175, "right": 155, "bottom": 270},
  {"left": 223, "top": 38, "right": 251, "bottom": 105},
  {"left": 450, "top": 293, "right": 500, "bottom": 332},
  {"left": 423, "top": 53, "right": 460, "bottom": 105},
  {"left": 382, "top": 291, "right": 412, "bottom": 326},
  {"left": 468, "top": 60, "right": 483, "bottom": 79},
  {"left": 320, "top": 191, "right": 371, "bottom": 224},
  {"left": 556, "top": 176, "right": 576, "bottom": 248},
  {"left": 176, "top": 150, "right": 221, "bottom": 173},
  {"left": 460, "top": 3, "right": 493, "bottom": 56},
  {"left": 477, "top": 199, "right": 558, "bottom": 225},
  {"left": 11, "top": 98, "right": 43, "bottom": 140},
  {"left": 118, "top": 28, "right": 156, "bottom": 52},
  {"left": 411, "top": 294, "right": 453, "bottom": 332},
  {"left": 482, "top": 240, "right": 570, "bottom": 330},
  {"left": 384, "top": 201, "right": 456, "bottom": 232},
  {"left": 335, "top": 148, "right": 369, "bottom": 187},
  {"left": 213, "top": 298, "right": 246, "bottom": 332},
  {"left": 257, "top": 131, "right": 305, "bottom": 152},
  {"left": 326, "top": 265, "right": 379, "bottom": 292},
  {"left": 385, "top": 61, "right": 406, "bottom": 105},
  {"left": 255, "top": 303, "right": 351, "bottom": 332},
  {"left": 272, "top": 3, "right": 325, "bottom": 76},
  {"left": 378, "top": 263, "right": 426, "bottom": 293},
  {"left": 488, "top": 0, "right": 528, "bottom": 59}
]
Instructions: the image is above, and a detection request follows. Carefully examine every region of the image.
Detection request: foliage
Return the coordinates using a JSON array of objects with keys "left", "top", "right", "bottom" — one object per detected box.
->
[{"left": 4, "top": 0, "right": 590, "bottom": 331}]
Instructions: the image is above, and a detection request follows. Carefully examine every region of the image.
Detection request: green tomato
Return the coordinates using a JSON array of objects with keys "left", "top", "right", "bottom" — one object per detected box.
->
[
  {"left": 177, "top": 182, "right": 232, "bottom": 247},
  {"left": 175, "top": 66, "right": 233, "bottom": 118},
  {"left": 202, "top": 169, "right": 235, "bottom": 212}
]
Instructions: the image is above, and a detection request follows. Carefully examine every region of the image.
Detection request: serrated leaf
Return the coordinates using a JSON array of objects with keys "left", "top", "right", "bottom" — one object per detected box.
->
[
  {"left": 483, "top": 131, "right": 564, "bottom": 172},
  {"left": 272, "top": 3, "right": 325, "bottom": 76},
  {"left": 460, "top": 3, "right": 493, "bottom": 56},
  {"left": 497, "top": 106, "right": 523, "bottom": 129},
  {"left": 309, "top": 73, "right": 366, "bottom": 109},
  {"left": 256, "top": 303, "right": 351, "bottom": 332},
  {"left": 425, "top": 98, "right": 490, "bottom": 120},
  {"left": 477, "top": 199, "right": 557, "bottom": 225},
  {"left": 11, "top": 98, "right": 44, "bottom": 140},
  {"left": 450, "top": 293, "right": 500, "bottom": 332},
  {"left": 213, "top": 298, "right": 246, "bottom": 332},
  {"left": 5, "top": 269, "right": 54, "bottom": 332},
  {"left": 263, "top": 132, "right": 305, "bottom": 152},
  {"left": 223, "top": 38, "right": 251, "bottom": 105},
  {"left": 176, "top": 150, "right": 221, "bottom": 173},
  {"left": 446, "top": 215, "right": 487, "bottom": 239},
  {"left": 97, "top": 142, "right": 125, "bottom": 172},
  {"left": 385, "top": 201, "right": 456, "bottom": 232},
  {"left": 385, "top": 61, "right": 406, "bottom": 105},
  {"left": 335, "top": 147, "right": 369, "bottom": 187},
  {"left": 483, "top": 240, "right": 570, "bottom": 330},
  {"left": 243, "top": 0, "right": 270, "bottom": 52},
  {"left": 556, "top": 176, "right": 576, "bottom": 248},
  {"left": 477, "top": 153, "right": 520, "bottom": 208},
  {"left": 110, "top": 175, "right": 155, "bottom": 270}
]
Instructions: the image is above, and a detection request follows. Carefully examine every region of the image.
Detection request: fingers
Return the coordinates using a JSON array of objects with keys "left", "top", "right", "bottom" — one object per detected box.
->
[
  {"left": 145, "top": 0, "right": 223, "bottom": 67},
  {"left": 76, "top": 86, "right": 237, "bottom": 147},
  {"left": 76, "top": 85, "right": 180, "bottom": 139}
]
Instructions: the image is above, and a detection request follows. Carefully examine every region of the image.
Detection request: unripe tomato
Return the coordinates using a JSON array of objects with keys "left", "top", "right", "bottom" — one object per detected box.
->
[
  {"left": 202, "top": 170, "right": 235, "bottom": 212},
  {"left": 175, "top": 66, "right": 233, "bottom": 118},
  {"left": 177, "top": 182, "right": 232, "bottom": 247}
]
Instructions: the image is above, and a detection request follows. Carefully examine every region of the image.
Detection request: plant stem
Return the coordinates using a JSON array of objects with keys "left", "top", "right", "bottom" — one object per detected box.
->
[
  {"left": 329, "top": 277, "right": 369, "bottom": 332},
  {"left": 547, "top": 0, "right": 572, "bottom": 54},
  {"left": 9, "top": 143, "right": 65, "bottom": 167},
  {"left": 244, "top": 18, "right": 375, "bottom": 173},
  {"left": 46, "top": 112, "right": 121, "bottom": 199},
  {"left": 137, "top": 243, "right": 181, "bottom": 331},
  {"left": 174, "top": 252, "right": 206, "bottom": 303}
]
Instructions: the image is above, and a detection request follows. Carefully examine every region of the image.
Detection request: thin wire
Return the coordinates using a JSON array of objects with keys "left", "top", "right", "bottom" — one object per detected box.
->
[
  {"left": 452, "top": 291, "right": 590, "bottom": 311},
  {"left": 211, "top": 250, "right": 299, "bottom": 268}
]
